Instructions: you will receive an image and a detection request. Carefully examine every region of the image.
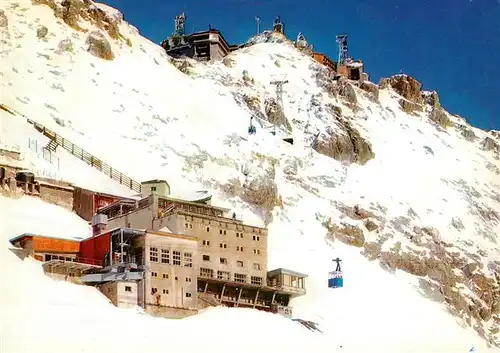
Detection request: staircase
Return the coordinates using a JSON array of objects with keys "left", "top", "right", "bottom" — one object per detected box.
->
[
  {"left": 45, "top": 139, "right": 58, "bottom": 152},
  {"left": 0, "top": 103, "right": 142, "bottom": 194}
]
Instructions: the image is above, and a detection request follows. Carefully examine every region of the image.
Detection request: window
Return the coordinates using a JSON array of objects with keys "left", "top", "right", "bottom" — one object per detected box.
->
[
  {"left": 200, "top": 268, "right": 214, "bottom": 278},
  {"left": 151, "top": 271, "right": 158, "bottom": 278},
  {"left": 185, "top": 223, "right": 193, "bottom": 229},
  {"left": 161, "top": 249, "right": 170, "bottom": 264},
  {"left": 149, "top": 247, "right": 158, "bottom": 262},
  {"left": 203, "top": 255, "right": 210, "bottom": 262},
  {"left": 202, "top": 240, "right": 211, "bottom": 246},
  {"left": 162, "top": 273, "right": 169, "bottom": 279},
  {"left": 185, "top": 293, "right": 192, "bottom": 298},
  {"left": 151, "top": 288, "right": 158, "bottom": 295},
  {"left": 219, "top": 229, "right": 227, "bottom": 235},
  {"left": 253, "top": 263, "right": 261, "bottom": 270},
  {"left": 217, "top": 270, "right": 231, "bottom": 281},
  {"left": 220, "top": 257, "right": 227, "bottom": 265},
  {"left": 253, "top": 249, "right": 261, "bottom": 255},
  {"left": 185, "top": 277, "right": 192, "bottom": 282},
  {"left": 151, "top": 186, "right": 157, "bottom": 192},
  {"left": 162, "top": 289, "right": 169, "bottom": 294},
  {"left": 234, "top": 273, "right": 247, "bottom": 283},
  {"left": 220, "top": 243, "right": 227, "bottom": 249},
  {"left": 251, "top": 276, "right": 263, "bottom": 286},
  {"left": 237, "top": 260, "right": 243, "bottom": 268},
  {"left": 206, "top": 227, "right": 210, "bottom": 232},
  {"left": 237, "top": 246, "right": 244, "bottom": 252},
  {"left": 172, "top": 251, "right": 181, "bottom": 266},
  {"left": 184, "top": 252, "right": 193, "bottom": 267},
  {"left": 253, "top": 235, "right": 260, "bottom": 241}
]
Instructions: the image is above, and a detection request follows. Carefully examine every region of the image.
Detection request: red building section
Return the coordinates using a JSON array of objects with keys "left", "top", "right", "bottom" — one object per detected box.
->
[
  {"left": 79, "top": 232, "right": 110, "bottom": 266},
  {"left": 73, "top": 187, "right": 133, "bottom": 221}
]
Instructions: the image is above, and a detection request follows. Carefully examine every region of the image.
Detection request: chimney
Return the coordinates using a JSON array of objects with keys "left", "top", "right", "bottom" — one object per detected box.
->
[{"left": 91, "top": 214, "right": 108, "bottom": 236}]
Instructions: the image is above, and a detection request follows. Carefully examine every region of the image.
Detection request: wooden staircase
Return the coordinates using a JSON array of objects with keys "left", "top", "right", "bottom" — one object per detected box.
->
[{"left": 0, "top": 103, "right": 142, "bottom": 194}]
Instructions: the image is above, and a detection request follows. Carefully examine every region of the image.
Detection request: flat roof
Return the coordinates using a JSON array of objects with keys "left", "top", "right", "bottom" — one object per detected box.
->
[
  {"left": 88, "top": 227, "right": 197, "bottom": 242},
  {"left": 9, "top": 233, "right": 83, "bottom": 246},
  {"left": 160, "top": 195, "right": 229, "bottom": 212},
  {"left": 267, "top": 268, "right": 308, "bottom": 278},
  {"left": 141, "top": 179, "right": 169, "bottom": 185}
]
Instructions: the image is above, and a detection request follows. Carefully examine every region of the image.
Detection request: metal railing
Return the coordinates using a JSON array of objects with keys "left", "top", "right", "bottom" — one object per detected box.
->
[
  {"left": 26, "top": 119, "right": 142, "bottom": 193},
  {"left": 45, "top": 255, "right": 103, "bottom": 267}
]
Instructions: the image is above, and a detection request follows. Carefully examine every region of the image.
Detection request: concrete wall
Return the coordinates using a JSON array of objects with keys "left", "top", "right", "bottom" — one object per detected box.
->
[
  {"left": 39, "top": 185, "right": 73, "bottom": 211},
  {"left": 141, "top": 181, "right": 170, "bottom": 198},
  {"left": 0, "top": 149, "right": 21, "bottom": 160},
  {"left": 106, "top": 206, "right": 154, "bottom": 230},
  {"left": 157, "top": 213, "right": 268, "bottom": 285},
  {"left": 99, "top": 281, "right": 139, "bottom": 308},
  {"left": 144, "top": 233, "right": 198, "bottom": 310}
]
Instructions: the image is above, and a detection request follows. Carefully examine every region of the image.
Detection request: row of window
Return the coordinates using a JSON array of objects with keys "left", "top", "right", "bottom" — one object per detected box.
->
[
  {"left": 151, "top": 287, "right": 192, "bottom": 298},
  {"left": 184, "top": 224, "right": 261, "bottom": 241},
  {"left": 199, "top": 268, "right": 263, "bottom": 285},
  {"left": 150, "top": 271, "right": 192, "bottom": 282},
  {"left": 149, "top": 248, "right": 193, "bottom": 267},
  {"left": 202, "top": 255, "right": 262, "bottom": 270},
  {"left": 200, "top": 241, "right": 262, "bottom": 254}
]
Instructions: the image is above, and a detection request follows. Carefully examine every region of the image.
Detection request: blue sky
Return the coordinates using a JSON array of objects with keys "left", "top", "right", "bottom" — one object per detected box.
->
[{"left": 104, "top": 0, "right": 499, "bottom": 131}]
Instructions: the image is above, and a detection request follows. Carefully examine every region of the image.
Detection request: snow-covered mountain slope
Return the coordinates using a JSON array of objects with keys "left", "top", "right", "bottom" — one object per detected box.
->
[{"left": 1, "top": 0, "right": 499, "bottom": 351}]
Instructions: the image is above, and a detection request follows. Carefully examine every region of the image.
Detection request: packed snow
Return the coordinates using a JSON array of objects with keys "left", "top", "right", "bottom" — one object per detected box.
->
[{"left": 0, "top": 0, "right": 499, "bottom": 352}]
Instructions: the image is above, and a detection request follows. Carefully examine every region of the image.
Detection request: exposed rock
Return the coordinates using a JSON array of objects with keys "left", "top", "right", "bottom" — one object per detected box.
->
[
  {"left": 363, "top": 242, "right": 381, "bottom": 261},
  {"left": 481, "top": 136, "right": 500, "bottom": 153},
  {"left": 59, "top": 0, "right": 84, "bottom": 31},
  {"left": 170, "top": 58, "right": 193, "bottom": 74},
  {"left": 264, "top": 97, "right": 291, "bottom": 130},
  {"left": 242, "top": 70, "right": 254, "bottom": 86},
  {"left": 336, "top": 203, "right": 376, "bottom": 220},
  {"left": 86, "top": 31, "right": 114, "bottom": 60},
  {"left": 360, "top": 81, "right": 379, "bottom": 102},
  {"left": 380, "top": 75, "right": 423, "bottom": 112},
  {"left": 461, "top": 128, "right": 476, "bottom": 141},
  {"left": 313, "top": 120, "right": 375, "bottom": 165},
  {"left": 326, "top": 223, "right": 365, "bottom": 247},
  {"left": 338, "top": 81, "right": 357, "bottom": 105},
  {"left": 430, "top": 108, "right": 453, "bottom": 128},
  {"left": 243, "top": 95, "right": 260, "bottom": 112},
  {"left": 223, "top": 56, "right": 236, "bottom": 68},
  {"left": 0, "top": 9, "right": 8, "bottom": 28},
  {"left": 36, "top": 25, "right": 48, "bottom": 39},
  {"left": 33, "top": 0, "right": 123, "bottom": 39},
  {"left": 364, "top": 220, "right": 379, "bottom": 232},
  {"left": 422, "top": 91, "right": 440, "bottom": 109},
  {"left": 241, "top": 170, "right": 282, "bottom": 213},
  {"left": 450, "top": 217, "right": 465, "bottom": 231},
  {"left": 326, "top": 103, "right": 342, "bottom": 117},
  {"left": 56, "top": 38, "right": 74, "bottom": 53}
]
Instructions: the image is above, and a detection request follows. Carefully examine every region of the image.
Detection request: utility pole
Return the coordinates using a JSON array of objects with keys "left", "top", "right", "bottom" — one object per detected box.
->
[
  {"left": 270, "top": 75, "right": 289, "bottom": 132},
  {"left": 255, "top": 16, "right": 261, "bottom": 35}
]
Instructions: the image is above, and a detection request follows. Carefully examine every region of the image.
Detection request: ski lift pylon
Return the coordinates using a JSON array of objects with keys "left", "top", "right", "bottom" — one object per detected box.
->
[{"left": 328, "top": 257, "right": 343, "bottom": 289}]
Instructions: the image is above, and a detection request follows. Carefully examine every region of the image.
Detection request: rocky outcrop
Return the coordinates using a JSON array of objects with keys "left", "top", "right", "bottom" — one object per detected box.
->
[
  {"left": 222, "top": 56, "right": 236, "bottom": 68},
  {"left": 37, "top": 25, "right": 48, "bottom": 39},
  {"left": 326, "top": 223, "right": 365, "bottom": 247},
  {"left": 360, "top": 81, "right": 379, "bottom": 102},
  {"left": 422, "top": 91, "right": 440, "bottom": 109},
  {"left": 86, "top": 31, "right": 113, "bottom": 60},
  {"left": 32, "top": 0, "right": 123, "bottom": 39},
  {"left": 313, "top": 120, "right": 375, "bottom": 165},
  {"left": 56, "top": 38, "right": 74, "bottom": 54},
  {"left": 430, "top": 108, "right": 453, "bottom": 128},
  {"left": 0, "top": 9, "right": 8, "bottom": 28},
  {"left": 338, "top": 81, "right": 357, "bottom": 105},
  {"left": 481, "top": 136, "right": 500, "bottom": 153},
  {"left": 264, "top": 97, "right": 291, "bottom": 130},
  {"left": 380, "top": 75, "right": 424, "bottom": 113},
  {"left": 456, "top": 125, "right": 477, "bottom": 141}
]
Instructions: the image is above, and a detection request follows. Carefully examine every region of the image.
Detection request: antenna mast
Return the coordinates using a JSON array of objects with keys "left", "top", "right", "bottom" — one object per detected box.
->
[
  {"left": 174, "top": 13, "right": 187, "bottom": 36},
  {"left": 335, "top": 34, "right": 350, "bottom": 65},
  {"left": 255, "top": 16, "right": 261, "bottom": 35},
  {"left": 270, "top": 74, "right": 289, "bottom": 132}
]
